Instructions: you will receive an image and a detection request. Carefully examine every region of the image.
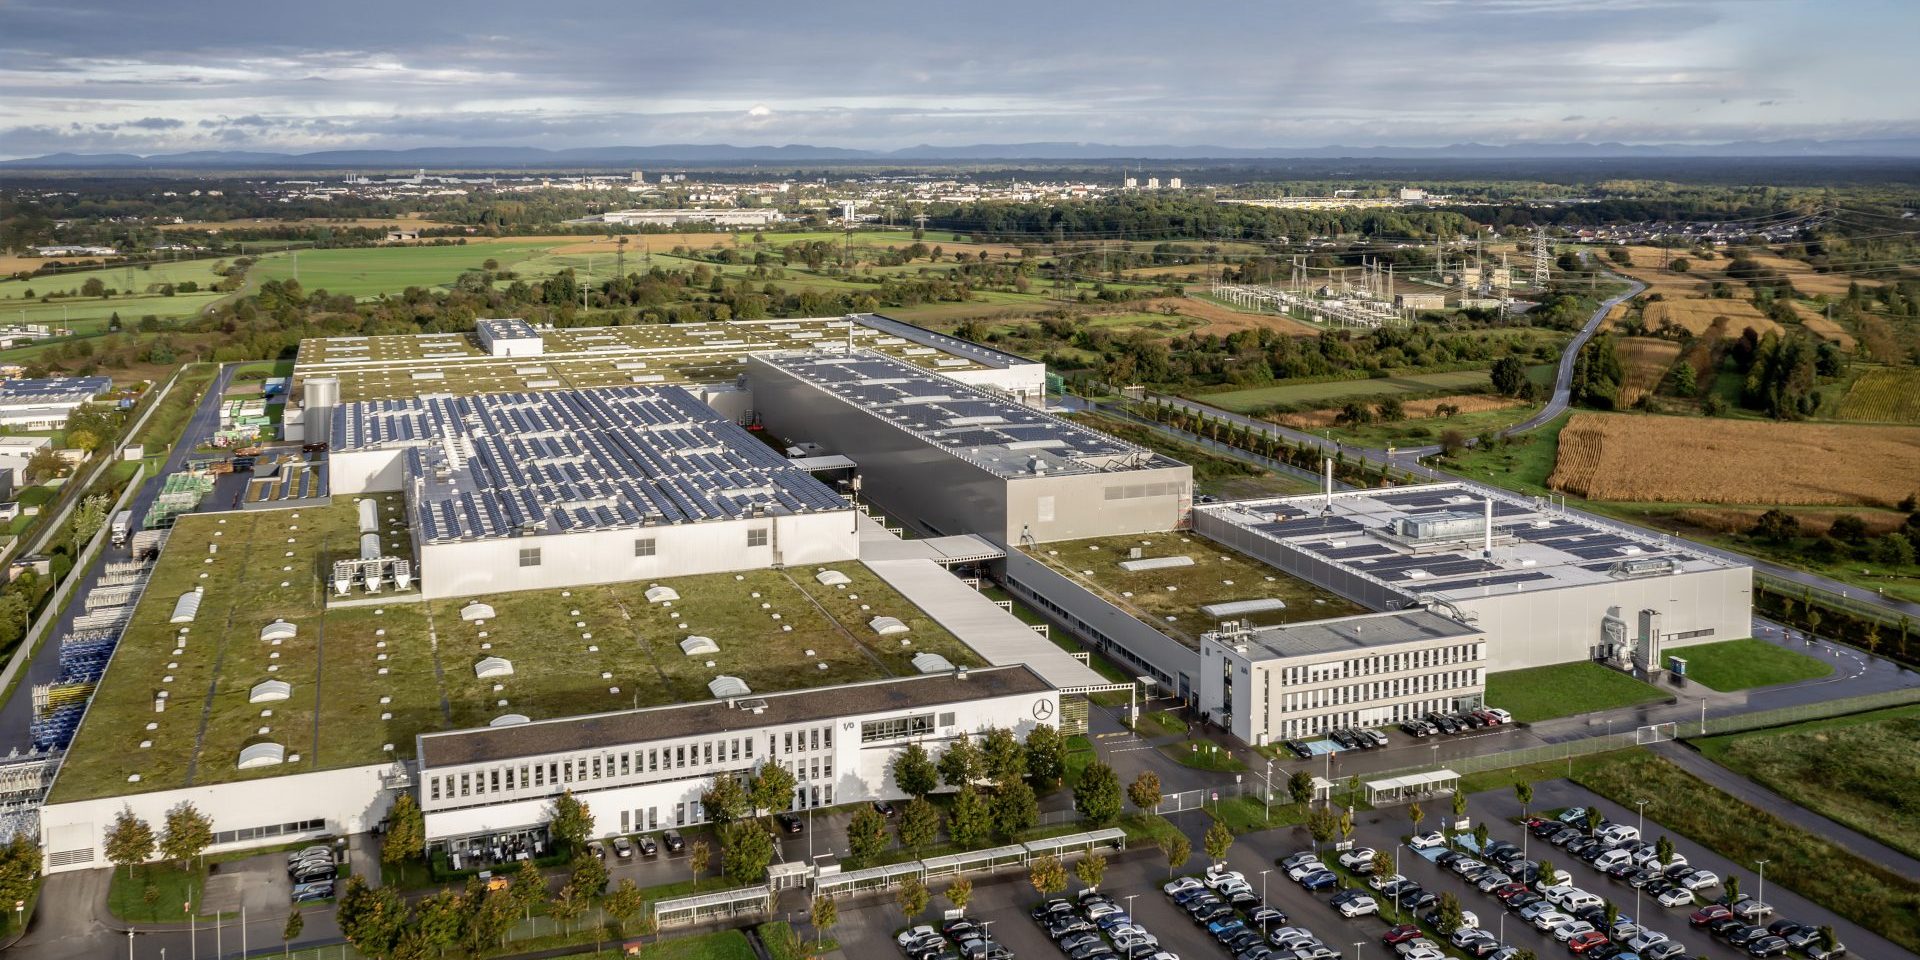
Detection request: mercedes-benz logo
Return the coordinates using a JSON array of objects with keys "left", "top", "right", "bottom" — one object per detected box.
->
[{"left": 1033, "top": 699, "right": 1055, "bottom": 720}]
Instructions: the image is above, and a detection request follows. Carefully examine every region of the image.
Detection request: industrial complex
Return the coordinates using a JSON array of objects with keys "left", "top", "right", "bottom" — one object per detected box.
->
[{"left": 33, "top": 311, "right": 1751, "bottom": 874}]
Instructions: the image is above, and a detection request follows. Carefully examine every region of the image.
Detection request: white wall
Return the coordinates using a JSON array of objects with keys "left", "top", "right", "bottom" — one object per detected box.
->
[
  {"left": 329, "top": 448, "right": 410, "bottom": 495},
  {"left": 1459, "top": 565, "right": 1753, "bottom": 671},
  {"left": 40, "top": 762, "right": 397, "bottom": 874},
  {"left": 417, "top": 509, "right": 859, "bottom": 599}
]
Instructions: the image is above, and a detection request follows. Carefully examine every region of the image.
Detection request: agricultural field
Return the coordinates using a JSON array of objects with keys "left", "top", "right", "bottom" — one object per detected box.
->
[
  {"left": 1641, "top": 297, "right": 1781, "bottom": 338},
  {"left": 1788, "top": 303, "right": 1857, "bottom": 348},
  {"left": 1612, "top": 336, "right": 1682, "bottom": 407},
  {"left": 244, "top": 240, "right": 577, "bottom": 298},
  {"left": 1197, "top": 368, "right": 1511, "bottom": 413},
  {"left": 1835, "top": 366, "right": 1920, "bottom": 423},
  {"left": 1547, "top": 412, "right": 1920, "bottom": 507},
  {"left": 1693, "top": 703, "right": 1920, "bottom": 859},
  {"left": 160, "top": 214, "right": 442, "bottom": 232},
  {"left": 0, "top": 257, "right": 232, "bottom": 329},
  {"left": 1274, "top": 393, "right": 1526, "bottom": 429}
]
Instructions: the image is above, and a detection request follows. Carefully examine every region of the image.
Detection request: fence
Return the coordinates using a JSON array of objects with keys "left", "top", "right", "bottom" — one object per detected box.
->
[{"left": 1697, "top": 686, "right": 1920, "bottom": 738}]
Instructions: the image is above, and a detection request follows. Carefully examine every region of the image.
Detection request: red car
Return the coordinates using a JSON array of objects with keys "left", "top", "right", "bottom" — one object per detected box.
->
[
  {"left": 1568, "top": 932, "right": 1611, "bottom": 955},
  {"left": 1691, "top": 904, "right": 1734, "bottom": 927},
  {"left": 1493, "top": 883, "right": 1531, "bottom": 902},
  {"left": 1382, "top": 926, "right": 1422, "bottom": 946}
]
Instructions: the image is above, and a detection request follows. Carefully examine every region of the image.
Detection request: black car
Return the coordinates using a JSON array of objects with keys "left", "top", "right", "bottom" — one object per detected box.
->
[
  {"left": 637, "top": 834, "right": 659, "bottom": 857},
  {"left": 1286, "top": 739, "right": 1314, "bottom": 759},
  {"left": 1726, "top": 925, "right": 1770, "bottom": 946},
  {"left": 663, "top": 830, "right": 685, "bottom": 854},
  {"left": 1329, "top": 730, "right": 1357, "bottom": 749},
  {"left": 774, "top": 813, "right": 804, "bottom": 834},
  {"left": 1505, "top": 891, "right": 1544, "bottom": 912},
  {"left": 1459, "top": 938, "right": 1502, "bottom": 959},
  {"left": 1428, "top": 714, "right": 1459, "bottom": 734},
  {"left": 1192, "top": 903, "right": 1236, "bottom": 925},
  {"left": 873, "top": 800, "right": 898, "bottom": 818},
  {"left": 1587, "top": 944, "right": 1627, "bottom": 960},
  {"left": 1227, "top": 889, "right": 1261, "bottom": 910},
  {"left": 1398, "top": 891, "right": 1438, "bottom": 912},
  {"left": 1572, "top": 905, "right": 1610, "bottom": 925},
  {"left": 1032, "top": 899, "right": 1074, "bottom": 922},
  {"left": 1708, "top": 917, "right": 1748, "bottom": 938},
  {"left": 1399, "top": 721, "right": 1430, "bottom": 738},
  {"left": 1747, "top": 937, "right": 1789, "bottom": 958},
  {"left": 1434, "top": 850, "right": 1465, "bottom": 869},
  {"left": 1766, "top": 920, "right": 1804, "bottom": 938}
]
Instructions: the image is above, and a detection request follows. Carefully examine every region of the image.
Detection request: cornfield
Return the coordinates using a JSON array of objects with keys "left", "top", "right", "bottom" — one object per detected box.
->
[
  {"left": 1613, "top": 337, "right": 1681, "bottom": 407},
  {"left": 1548, "top": 413, "right": 1920, "bottom": 506}
]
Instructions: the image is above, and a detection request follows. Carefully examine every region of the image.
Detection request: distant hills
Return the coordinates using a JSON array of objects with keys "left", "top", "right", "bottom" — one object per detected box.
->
[{"left": 7, "top": 138, "right": 1920, "bottom": 169}]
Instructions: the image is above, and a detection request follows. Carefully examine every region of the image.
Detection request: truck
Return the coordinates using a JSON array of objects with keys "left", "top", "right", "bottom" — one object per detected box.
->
[{"left": 111, "top": 510, "right": 133, "bottom": 547}]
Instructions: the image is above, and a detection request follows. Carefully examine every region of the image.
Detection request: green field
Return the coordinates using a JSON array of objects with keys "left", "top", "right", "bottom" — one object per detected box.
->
[
  {"left": 0, "top": 258, "right": 231, "bottom": 330},
  {"left": 1483, "top": 662, "right": 1668, "bottom": 723},
  {"left": 1439, "top": 412, "right": 1570, "bottom": 497},
  {"left": 1670, "top": 637, "right": 1831, "bottom": 691},
  {"left": 245, "top": 241, "right": 576, "bottom": 298},
  {"left": 1195, "top": 367, "right": 1536, "bottom": 414},
  {"left": 1693, "top": 703, "right": 1920, "bottom": 860}
]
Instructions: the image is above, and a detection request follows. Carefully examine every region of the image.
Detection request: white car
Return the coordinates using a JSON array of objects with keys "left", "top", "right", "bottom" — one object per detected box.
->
[
  {"left": 1682, "top": 870, "right": 1721, "bottom": 891},
  {"left": 1449, "top": 858, "right": 1485, "bottom": 876},
  {"left": 1628, "top": 931, "right": 1670, "bottom": 952},
  {"left": 1531, "top": 911, "right": 1574, "bottom": 932},
  {"left": 1164, "top": 877, "right": 1204, "bottom": 896},
  {"left": 1286, "top": 861, "right": 1327, "bottom": 881},
  {"left": 1401, "top": 947, "right": 1445, "bottom": 960},
  {"left": 1396, "top": 939, "right": 1441, "bottom": 959},
  {"left": 1113, "top": 932, "right": 1159, "bottom": 951},
  {"left": 1336, "top": 895, "right": 1379, "bottom": 918},
  {"left": 1538, "top": 884, "right": 1575, "bottom": 905},
  {"left": 1484, "top": 708, "right": 1512, "bottom": 724},
  {"left": 1656, "top": 887, "right": 1695, "bottom": 908},
  {"left": 1551, "top": 921, "right": 1596, "bottom": 943},
  {"left": 1204, "top": 868, "right": 1248, "bottom": 890},
  {"left": 897, "top": 926, "right": 938, "bottom": 949},
  {"left": 1408, "top": 831, "right": 1445, "bottom": 849},
  {"left": 1368, "top": 873, "right": 1406, "bottom": 892},
  {"left": 1338, "top": 847, "right": 1378, "bottom": 869},
  {"left": 1216, "top": 880, "right": 1254, "bottom": 899}
]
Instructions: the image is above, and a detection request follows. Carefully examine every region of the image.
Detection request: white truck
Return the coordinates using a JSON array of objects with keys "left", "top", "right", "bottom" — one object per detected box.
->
[{"left": 110, "top": 510, "right": 133, "bottom": 547}]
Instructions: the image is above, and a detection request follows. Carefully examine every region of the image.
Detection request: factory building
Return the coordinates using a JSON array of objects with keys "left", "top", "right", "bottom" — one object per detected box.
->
[
  {"left": 330, "top": 386, "right": 858, "bottom": 598},
  {"left": 749, "top": 352, "right": 1192, "bottom": 546},
  {"left": 416, "top": 665, "right": 1056, "bottom": 852},
  {"left": 0, "top": 376, "right": 112, "bottom": 430}
]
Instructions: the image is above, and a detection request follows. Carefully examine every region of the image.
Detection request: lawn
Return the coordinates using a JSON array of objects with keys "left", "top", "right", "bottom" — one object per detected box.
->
[
  {"left": 246, "top": 241, "right": 572, "bottom": 299},
  {"left": 107, "top": 862, "right": 213, "bottom": 922},
  {"left": 573, "top": 929, "right": 758, "bottom": 960},
  {"left": 1692, "top": 703, "right": 1920, "bottom": 860},
  {"left": 1160, "top": 740, "right": 1247, "bottom": 772},
  {"left": 1068, "top": 408, "right": 1319, "bottom": 499},
  {"left": 1574, "top": 750, "right": 1920, "bottom": 953},
  {"left": 1437, "top": 412, "right": 1570, "bottom": 497},
  {"left": 1670, "top": 637, "right": 1831, "bottom": 691},
  {"left": 1195, "top": 368, "right": 1533, "bottom": 414},
  {"left": 1482, "top": 662, "right": 1667, "bottom": 724}
]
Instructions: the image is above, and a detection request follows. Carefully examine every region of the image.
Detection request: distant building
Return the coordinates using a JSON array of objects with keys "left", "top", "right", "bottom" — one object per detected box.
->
[
  {"left": 1123, "top": 177, "right": 1138, "bottom": 189},
  {"left": 630, "top": 170, "right": 645, "bottom": 184},
  {"left": 1168, "top": 177, "right": 1183, "bottom": 190},
  {"left": 0, "top": 376, "right": 112, "bottom": 430},
  {"left": 31, "top": 245, "right": 118, "bottom": 258},
  {"left": 1395, "top": 293, "right": 1447, "bottom": 311},
  {"left": 1146, "top": 177, "right": 1161, "bottom": 189},
  {"left": 1399, "top": 187, "right": 1428, "bottom": 202}
]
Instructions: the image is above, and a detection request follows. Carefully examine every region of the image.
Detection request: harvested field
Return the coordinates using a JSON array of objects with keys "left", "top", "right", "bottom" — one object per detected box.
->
[
  {"left": 1740, "top": 250, "right": 1862, "bottom": 297},
  {"left": 1167, "top": 296, "right": 1319, "bottom": 336},
  {"left": 1276, "top": 393, "right": 1523, "bottom": 429},
  {"left": 1836, "top": 367, "right": 1920, "bottom": 423},
  {"left": 1789, "top": 303, "right": 1858, "bottom": 348},
  {"left": 1547, "top": 412, "right": 1920, "bottom": 507},
  {"left": 1642, "top": 298, "right": 1781, "bottom": 338},
  {"left": 1611, "top": 246, "right": 1722, "bottom": 297},
  {"left": 1673, "top": 507, "right": 1910, "bottom": 538},
  {"left": 1615, "top": 337, "right": 1682, "bottom": 407}
]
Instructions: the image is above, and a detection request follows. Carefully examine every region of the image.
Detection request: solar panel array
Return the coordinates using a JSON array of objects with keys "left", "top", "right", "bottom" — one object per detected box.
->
[
  {"left": 0, "top": 375, "right": 112, "bottom": 404},
  {"left": 336, "top": 386, "right": 848, "bottom": 543},
  {"left": 761, "top": 352, "right": 1157, "bottom": 477}
]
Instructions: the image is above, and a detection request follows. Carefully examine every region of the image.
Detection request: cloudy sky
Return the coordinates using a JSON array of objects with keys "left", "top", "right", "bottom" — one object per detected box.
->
[{"left": 2, "top": 0, "right": 1914, "bottom": 158}]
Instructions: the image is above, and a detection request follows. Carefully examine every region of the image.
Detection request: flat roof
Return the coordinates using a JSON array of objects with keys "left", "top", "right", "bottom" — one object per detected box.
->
[
  {"left": 476, "top": 318, "right": 539, "bottom": 342},
  {"left": 1197, "top": 482, "right": 1738, "bottom": 604},
  {"left": 1023, "top": 531, "right": 1364, "bottom": 647},
  {"left": 0, "top": 375, "right": 111, "bottom": 402},
  {"left": 418, "top": 663, "right": 1051, "bottom": 768},
  {"left": 334, "top": 386, "right": 848, "bottom": 542},
  {"left": 1223, "top": 609, "right": 1480, "bottom": 660},
  {"left": 756, "top": 351, "right": 1173, "bottom": 478},
  {"left": 293, "top": 315, "right": 1023, "bottom": 402}
]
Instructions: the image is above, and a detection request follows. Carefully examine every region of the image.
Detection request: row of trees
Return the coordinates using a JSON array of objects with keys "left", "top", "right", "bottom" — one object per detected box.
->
[{"left": 101, "top": 801, "right": 214, "bottom": 878}]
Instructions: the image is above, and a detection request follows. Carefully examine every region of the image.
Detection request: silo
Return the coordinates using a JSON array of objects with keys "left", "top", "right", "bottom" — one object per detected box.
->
[{"left": 302, "top": 377, "right": 340, "bottom": 448}]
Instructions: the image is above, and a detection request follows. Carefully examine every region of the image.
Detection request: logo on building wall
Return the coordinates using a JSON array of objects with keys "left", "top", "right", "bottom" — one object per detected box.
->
[{"left": 1032, "top": 699, "right": 1055, "bottom": 721}]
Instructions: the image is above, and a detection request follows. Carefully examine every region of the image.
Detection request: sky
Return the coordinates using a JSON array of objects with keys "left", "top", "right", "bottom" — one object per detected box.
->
[{"left": 1, "top": 0, "right": 1916, "bottom": 159}]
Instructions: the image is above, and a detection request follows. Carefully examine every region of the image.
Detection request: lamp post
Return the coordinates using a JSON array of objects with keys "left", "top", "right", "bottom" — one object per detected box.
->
[
  {"left": 1260, "top": 869, "right": 1273, "bottom": 909},
  {"left": 1124, "top": 894, "right": 1137, "bottom": 919},
  {"left": 1756, "top": 859, "right": 1769, "bottom": 909},
  {"left": 1264, "top": 758, "right": 1274, "bottom": 822},
  {"left": 126, "top": 927, "right": 134, "bottom": 960},
  {"left": 1635, "top": 799, "right": 1648, "bottom": 839}
]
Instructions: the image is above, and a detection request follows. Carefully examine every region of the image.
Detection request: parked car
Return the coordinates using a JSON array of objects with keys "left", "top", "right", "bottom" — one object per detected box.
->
[
  {"left": 1332, "top": 891, "right": 1378, "bottom": 918},
  {"left": 1656, "top": 888, "right": 1695, "bottom": 908},
  {"left": 1339, "top": 848, "right": 1378, "bottom": 870},
  {"left": 291, "top": 880, "right": 334, "bottom": 904},
  {"left": 1382, "top": 927, "right": 1422, "bottom": 946},
  {"left": 1286, "top": 740, "right": 1314, "bottom": 759},
  {"left": 1300, "top": 871, "right": 1340, "bottom": 892},
  {"left": 1568, "top": 932, "right": 1611, "bottom": 955},
  {"left": 1552, "top": 921, "right": 1597, "bottom": 943},
  {"left": 612, "top": 836, "right": 635, "bottom": 858},
  {"left": 1409, "top": 831, "right": 1446, "bottom": 849},
  {"left": 1802, "top": 942, "right": 1847, "bottom": 960},
  {"left": 663, "top": 830, "right": 685, "bottom": 854},
  {"left": 1400, "top": 721, "right": 1431, "bottom": 738},
  {"left": 774, "top": 813, "right": 803, "bottom": 834},
  {"left": 637, "top": 834, "right": 659, "bottom": 857},
  {"left": 1690, "top": 904, "right": 1732, "bottom": 927},
  {"left": 873, "top": 800, "right": 898, "bottom": 818}
]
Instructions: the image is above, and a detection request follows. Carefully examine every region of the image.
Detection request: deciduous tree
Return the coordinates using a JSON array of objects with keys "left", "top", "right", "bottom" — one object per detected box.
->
[
  {"left": 721, "top": 820, "right": 775, "bottom": 886},
  {"left": 891, "top": 743, "right": 939, "bottom": 798},
  {"left": 898, "top": 797, "right": 939, "bottom": 852},
  {"left": 1159, "top": 834, "right": 1190, "bottom": 877},
  {"left": 948, "top": 785, "right": 992, "bottom": 849},
  {"left": 1025, "top": 724, "right": 1066, "bottom": 786},
  {"left": 1073, "top": 761, "right": 1122, "bottom": 827},
  {"left": 945, "top": 877, "right": 972, "bottom": 916},
  {"left": 1075, "top": 852, "right": 1107, "bottom": 891},
  {"left": 548, "top": 791, "right": 593, "bottom": 852},
  {"left": 994, "top": 780, "right": 1039, "bottom": 838},
  {"left": 160, "top": 801, "right": 213, "bottom": 869},
  {"left": 383, "top": 792, "right": 425, "bottom": 863},
  {"left": 103, "top": 806, "right": 155, "bottom": 879},
  {"left": 1029, "top": 855, "right": 1066, "bottom": 897},
  {"left": 1128, "top": 771, "right": 1162, "bottom": 813},
  {"left": 1204, "top": 820, "right": 1234, "bottom": 863},
  {"left": 939, "top": 737, "right": 980, "bottom": 788}
]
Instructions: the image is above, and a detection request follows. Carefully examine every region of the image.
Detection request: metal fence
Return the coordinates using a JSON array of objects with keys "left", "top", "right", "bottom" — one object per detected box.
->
[{"left": 1698, "top": 686, "right": 1920, "bottom": 738}]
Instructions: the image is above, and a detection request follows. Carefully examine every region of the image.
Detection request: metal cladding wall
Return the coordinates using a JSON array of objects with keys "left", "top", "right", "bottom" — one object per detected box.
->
[
  {"left": 1455, "top": 564, "right": 1753, "bottom": 671},
  {"left": 1006, "top": 468, "right": 1190, "bottom": 545},
  {"left": 1193, "top": 510, "right": 1412, "bottom": 611},
  {"left": 416, "top": 510, "right": 859, "bottom": 599},
  {"left": 999, "top": 550, "right": 1199, "bottom": 696}
]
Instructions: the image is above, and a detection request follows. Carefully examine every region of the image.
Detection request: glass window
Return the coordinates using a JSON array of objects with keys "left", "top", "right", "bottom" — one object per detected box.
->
[
  {"left": 635, "top": 538, "right": 657, "bottom": 557},
  {"left": 518, "top": 547, "right": 542, "bottom": 568},
  {"left": 860, "top": 714, "right": 935, "bottom": 743},
  {"left": 747, "top": 528, "right": 769, "bottom": 548}
]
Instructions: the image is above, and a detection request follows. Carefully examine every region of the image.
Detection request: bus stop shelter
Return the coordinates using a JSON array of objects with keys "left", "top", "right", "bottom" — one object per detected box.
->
[{"left": 1364, "top": 769, "right": 1459, "bottom": 806}]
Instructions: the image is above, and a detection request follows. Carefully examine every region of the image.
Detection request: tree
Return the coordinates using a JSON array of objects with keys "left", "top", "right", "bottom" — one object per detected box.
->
[
  {"left": 995, "top": 780, "right": 1039, "bottom": 838},
  {"left": 945, "top": 876, "right": 972, "bottom": 915},
  {"left": 511, "top": 859, "right": 546, "bottom": 917},
  {"left": 1515, "top": 782, "right": 1534, "bottom": 820},
  {"left": 1818, "top": 926, "right": 1838, "bottom": 953},
  {"left": 1203, "top": 820, "right": 1234, "bottom": 863},
  {"left": 1074, "top": 761, "right": 1123, "bottom": 827},
  {"left": 336, "top": 875, "right": 407, "bottom": 957},
  {"left": 748, "top": 762, "right": 798, "bottom": 820},
  {"left": 896, "top": 875, "right": 930, "bottom": 921},
  {"left": 571, "top": 850, "right": 609, "bottom": 896},
  {"left": 464, "top": 885, "right": 517, "bottom": 954},
  {"left": 810, "top": 893, "right": 838, "bottom": 947},
  {"left": 1669, "top": 258, "right": 1691, "bottom": 273},
  {"left": 1751, "top": 508, "right": 1800, "bottom": 544},
  {"left": 721, "top": 820, "right": 775, "bottom": 886},
  {"left": 1452, "top": 791, "right": 1468, "bottom": 822},
  {"left": 891, "top": 743, "right": 939, "bottom": 799},
  {"left": 1584, "top": 807, "right": 1602, "bottom": 836},
  {"left": 69, "top": 495, "right": 110, "bottom": 553},
  {"left": 0, "top": 835, "right": 36, "bottom": 927},
  {"left": 1724, "top": 875, "right": 1741, "bottom": 903},
  {"left": 414, "top": 888, "right": 466, "bottom": 957},
  {"left": 282, "top": 907, "right": 304, "bottom": 958},
  {"left": 548, "top": 791, "right": 594, "bottom": 852},
  {"left": 1538, "top": 858, "right": 1558, "bottom": 887},
  {"left": 701, "top": 773, "right": 750, "bottom": 825},
  {"left": 604, "top": 878, "right": 644, "bottom": 935},
  {"left": 1159, "top": 833, "right": 1190, "bottom": 877},
  {"left": 898, "top": 797, "right": 940, "bottom": 852},
  {"left": 981, "top": 727, "right": 1026, "bottom": 787},
  {"left": 1029, "top": 854, "right": 1067, "bottom": 897},
  {"left": 948, "top": 785, "right": 993, "bottom": 849},
  {"left": 1025, "top": 724, "right": 1066, "bottom": 786},
  {"left": 1655, "top": 835, "right": 1675, "bottom": 867},
  {"left": 160, "top": 801, "right": 213, "bottom": 869},
  {"left": 103, "top": 806, "right": 155, "bottom": 879},
  {"left": 1075, "top": 852, "right": 1108, "bottom": 891},
  {"left": 1409, "top": 802, "right": 1425, "bottom": 837},
  {"left": 1371, "top": 848, "right": 1394, "bottom": 880},
  {"left": 1473, "top": 823, "right": 1490, "bottom": 852},
  {"left": 1490, "top": 356, "right": 1528, "bottom": 397},
  {"left": 1288, "top": 770, "right": 1314, "bottom": 807},
  {"left": 550, "top": 882, "right": 588, "bottom": 934},
  {"left": 1128, "top": 771, "right": 1163, "bottom": 813},
  {"left": 1436, "top": 891, "right": 1465, "bottom": 934},
  {"left": 846, "top": 807, "right": 889, "bottom": 866},
  {"left": 939, "top": 738, "right": 980, "bottom": 788},
  {"left": 1307, "top": 806, "right": 1337, "bottom": 850},
  {"left": 687, "top": 838, "right": 711, "bottom": 888},
  {"left": 384, "top": 792, "right": 425, "bottom": 864}
]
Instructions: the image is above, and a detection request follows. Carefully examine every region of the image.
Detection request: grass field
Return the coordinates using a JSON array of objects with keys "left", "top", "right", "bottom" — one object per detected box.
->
[
  {"left": 1548, "top": 412, "right": 1920, "bottom": 507},
  {"left": 1692, "top": 703, "right": 1920, "bottom": 859},
  {"left": 1573, "top": 750, "right": 1920, "bottom": 953},
  {"left": 1197, "top": 368, "right": 1515, "bottom": 414},
  {"left": 1483, "top": 662, "right": 1667, "bottom": 724},
  {"left": 0, "top": 258, "right": 230, "bottom": 330},
  {"left": 1836, "top": 367, "right": 1920, "bottom": 423},
  {"left": 245, "top": 241, "right": 575, "bottom": 298},
  {"left": 1440, "top": 412, "right": 1569, "bottom": 497},
  {"left": 1670, "top": 637, "right": 1831, "bottom": 691}
]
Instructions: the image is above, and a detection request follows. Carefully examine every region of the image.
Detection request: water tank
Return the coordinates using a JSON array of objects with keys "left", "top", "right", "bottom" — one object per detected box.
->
[
  {"left": 358, "top": 499, "right": 379, "bottom": 534},
  {"left": 302, "top": 377, "right": 340, "bottom": 447},
  {"left": 360, "top": 532, "right": 382, "bottom": 561}
]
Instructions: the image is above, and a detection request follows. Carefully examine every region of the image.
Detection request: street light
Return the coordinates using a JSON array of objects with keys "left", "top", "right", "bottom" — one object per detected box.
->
[
  {"left": 1124, "top": 894, "right": 1137, "bottom": 918},
  {"left": 1259, "top": 869, "right": 1273, "bottom": 909},
  {"left": 1756, "top": 859, "right": 1769, "bottom": 908},
  {"left": 1634, "top": 799, "right": 1648, "bottom": 839},
  {"left": 1264, "top": 757, "right": 1275, "bottom": 823}
]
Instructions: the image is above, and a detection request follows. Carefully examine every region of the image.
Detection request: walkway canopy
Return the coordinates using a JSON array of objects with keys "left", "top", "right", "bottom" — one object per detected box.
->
[
  {"left": 1365, "top": 769, "right": 1460, "bottom": 806},
  {"left": 652, "top": 885, "right": 772, "bottom": 927}
]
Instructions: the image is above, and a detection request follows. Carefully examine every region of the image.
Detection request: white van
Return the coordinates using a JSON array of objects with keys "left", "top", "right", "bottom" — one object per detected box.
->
[
  {"left": 1561, "top": 891, "right": 1605, "bottom": 913},
  {"left": 1593, "top": 849, "right": 1633, "bottom": 871}
]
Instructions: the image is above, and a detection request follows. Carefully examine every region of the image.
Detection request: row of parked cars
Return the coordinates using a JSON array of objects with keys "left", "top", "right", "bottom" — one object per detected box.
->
[
  {"left": 1165, "top": 865, "right": 1342, "bottom": 960},
  {"left": 287, "top": 845, "right": 338, "bottom": 904},
  {"left": 587, "top": 830, "right": 685, "bottom": 861},
  {"left": 900, "top": 917, "right": 1013, "bottom": 960},
  {"left": 1400, "top": 708, "right": 1513, "bottom": 739},
  {"left": 1030, "top": 887, "right": 1171, "bottom": 960}
]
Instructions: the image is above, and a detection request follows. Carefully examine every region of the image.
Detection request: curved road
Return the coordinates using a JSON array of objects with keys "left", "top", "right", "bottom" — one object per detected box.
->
[{"left": 1119, "top": 272, "right": 1920, "bottom": 622}]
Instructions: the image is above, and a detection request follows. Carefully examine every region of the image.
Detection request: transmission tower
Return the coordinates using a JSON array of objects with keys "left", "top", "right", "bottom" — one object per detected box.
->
[{"left": 1531, "top": 227, "right": 1550, "bottom": 288}]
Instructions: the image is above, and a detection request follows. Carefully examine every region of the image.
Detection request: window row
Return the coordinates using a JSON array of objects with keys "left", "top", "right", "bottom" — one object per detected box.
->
[
  {"left": 1278, "top": 643, "right": 1484, "bottom": 686},
  {"left": 1276, "top": 668, "right": 1481, "bottom": 712}
]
